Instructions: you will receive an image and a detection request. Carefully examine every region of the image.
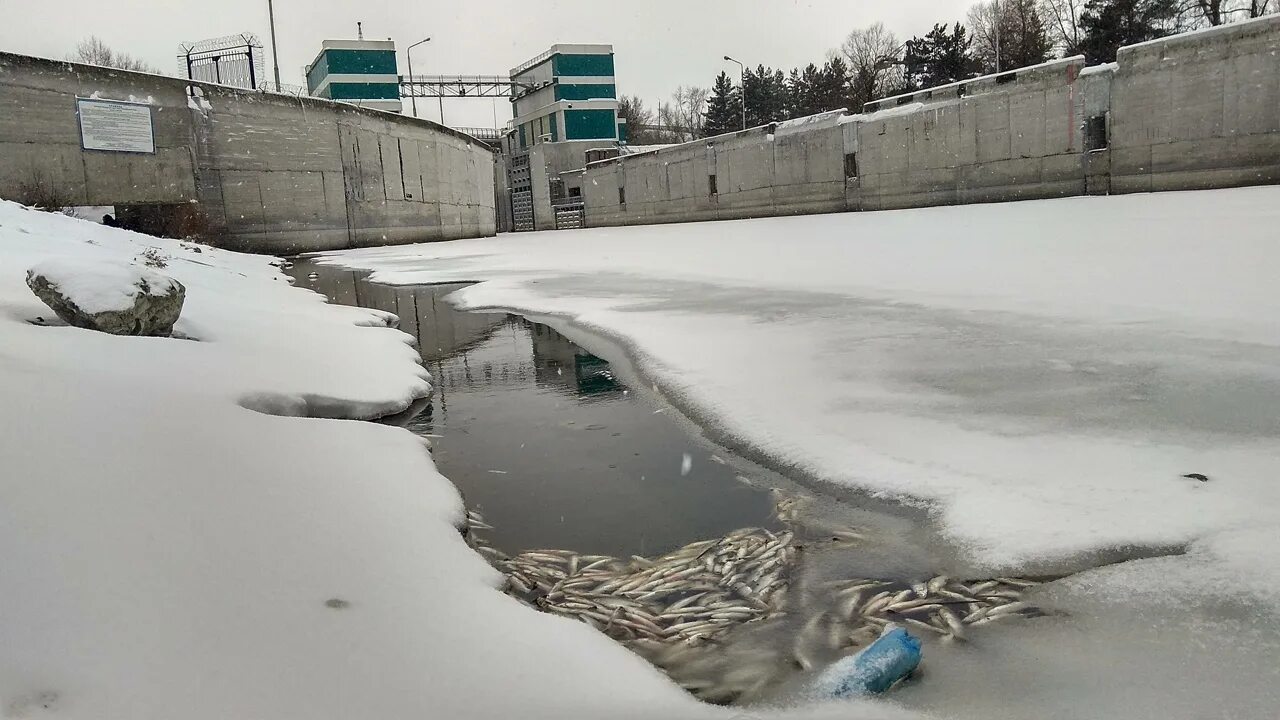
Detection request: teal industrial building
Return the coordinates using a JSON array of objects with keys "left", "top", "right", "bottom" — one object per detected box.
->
[
  {"left": 304, "top": 39, "right": 402, "bottom": 114},
  {"left": 506, "top": 44, "right": 624, "bottom": 150}
]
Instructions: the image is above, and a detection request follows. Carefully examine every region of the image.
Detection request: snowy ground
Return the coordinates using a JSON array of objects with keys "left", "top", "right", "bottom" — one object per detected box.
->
[
  {"left": 0, "top": 200, "right": 916, "bottom": 719},
  {"left": 318, "top": 187, "right": 1280, "bottom": 717}
]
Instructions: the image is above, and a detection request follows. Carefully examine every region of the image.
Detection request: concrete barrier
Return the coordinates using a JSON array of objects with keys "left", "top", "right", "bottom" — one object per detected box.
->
[
  {"left": 582, "top": 15, "right": 1280, "bottom": 228},
  {"left": 1110, "top": 17, "right": 1280, "bottom": 193},
  {"left": 0, "top": 52, "right": 497, "bottom": 253}
]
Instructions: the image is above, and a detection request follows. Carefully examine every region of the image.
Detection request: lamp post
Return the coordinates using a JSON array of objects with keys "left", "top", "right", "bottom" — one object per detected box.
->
[
  {"left": 266, "top": 0, "right": 282, "bottom": 88},
  {"left": 723, "top": 55, "right": 746, "bottom": 131},
  {"left": 994, "top": 0, "right": 1002, "bottom": 72},
  {"left": 406, "top": 37, "right": 431, "bottom": 118}
]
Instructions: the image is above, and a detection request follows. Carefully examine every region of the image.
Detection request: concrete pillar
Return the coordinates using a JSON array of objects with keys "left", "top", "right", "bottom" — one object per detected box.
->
[
  {"left": 493, "top": 153, "right": 513, "bottom": 233},
  {"left": 528, "top": 144, "right": 555, "bottom": 231}
]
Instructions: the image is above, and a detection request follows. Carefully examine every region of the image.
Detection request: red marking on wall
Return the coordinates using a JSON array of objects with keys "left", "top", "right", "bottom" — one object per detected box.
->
[{"left": 1067, "top": 64, "right": 1078, "bottom": 151}]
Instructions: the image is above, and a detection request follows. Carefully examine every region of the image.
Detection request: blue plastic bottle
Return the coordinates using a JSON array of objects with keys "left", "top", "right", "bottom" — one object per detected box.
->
[{"left": 809, "top": 625, "right": 922, "bottom": 699}]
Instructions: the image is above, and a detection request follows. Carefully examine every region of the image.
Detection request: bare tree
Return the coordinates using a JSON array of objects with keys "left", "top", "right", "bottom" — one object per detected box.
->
[
  {"left": 1041, "top": 0, "right": 1088, "bottom": 54},
  {"left": 70, "top": 36, "right": 159, "bottom": 74},
  {"left": 968, "top": 0, "right": 1054, "bottom": 73},
  {"left": 1180, "top": 0, "right": 1273, "bottom": 26},
  {"left": 839, "top": 22, "right": 907, "bottom": 107},
  {"left": 618, "top": 95, "right": 659, "bottom": 144},
  {"left": 657, "top": 86, "right": 709, "bottom": 142}
]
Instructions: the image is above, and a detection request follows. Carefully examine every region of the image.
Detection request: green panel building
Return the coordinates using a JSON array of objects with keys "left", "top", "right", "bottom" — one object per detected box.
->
[
  {"left": 305, "top": 39, "right": 402, "bottom": 114},
  {"left": 508, "top": 44, "right": 623, "bottom": 151}
]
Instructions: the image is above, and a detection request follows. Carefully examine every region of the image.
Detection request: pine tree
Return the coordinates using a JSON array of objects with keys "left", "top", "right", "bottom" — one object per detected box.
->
[
  {"left": 817, "top": 57, "right": 851, "bottom": 113},
  {"left": 787, "top": 63, "right": 827, "bottom": 118},
  {"left": 785, "top": 68, "right": 805, "bottom": 117},
  {"left": 741, "top": 65, "right": 763, "bottom": 127},
  {"left": 1002, "top": 0, "right": 1054, "bottom": 69},
  {"left": 704, "top": 71, "right": 742, "bottom": 136},
  {"left": 765, "top": 68, "right": 791, "bottom": 122},
  {"left": 743, "top": 65, "right": 791, "bottom": 127},
  {"left": 903, "top": 23, "right": 977, "bottom": 91},
  {"left": 1078, "top": 0, "right": 1181, "bottom": 62}
]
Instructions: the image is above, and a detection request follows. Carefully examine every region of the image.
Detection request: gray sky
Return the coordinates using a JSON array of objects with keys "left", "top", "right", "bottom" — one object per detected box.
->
[{"left": 1, "top": 0, "right": 972, "bottom": 127}]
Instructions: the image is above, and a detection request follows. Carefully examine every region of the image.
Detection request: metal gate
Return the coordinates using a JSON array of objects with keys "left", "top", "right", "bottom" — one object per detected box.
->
[
  {"left": 511, "top": 190, "right": 534, "bottom": 232},
  {"left": 553, "top": 202, "right": 585, "bottom": 230}
]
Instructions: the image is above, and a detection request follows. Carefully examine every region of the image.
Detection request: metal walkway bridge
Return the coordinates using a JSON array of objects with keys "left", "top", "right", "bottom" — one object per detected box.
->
[{"left": 400, "top": 75, "right": 538, "bottom": 98}]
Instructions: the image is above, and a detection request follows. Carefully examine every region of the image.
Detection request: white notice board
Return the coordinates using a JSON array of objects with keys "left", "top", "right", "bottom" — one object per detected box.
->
[{"left": 76, "top": 98, "right": 155, "bottom": 153}]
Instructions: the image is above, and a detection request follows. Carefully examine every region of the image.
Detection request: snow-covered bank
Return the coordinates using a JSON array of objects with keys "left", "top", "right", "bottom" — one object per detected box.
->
[
  {"left": 317, "top": 187, "right": 1280, "bottom": 576},
  {"left": 0, "top": 202, "right": 914, "bottom": 719}
]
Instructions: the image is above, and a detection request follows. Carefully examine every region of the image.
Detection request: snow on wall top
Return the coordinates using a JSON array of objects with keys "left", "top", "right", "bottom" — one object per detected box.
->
[{"left": 1120, "top": 11, "right": 1280, "bottom": 55}]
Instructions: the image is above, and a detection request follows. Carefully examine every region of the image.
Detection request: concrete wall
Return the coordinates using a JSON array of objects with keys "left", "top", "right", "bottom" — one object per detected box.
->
[
  {"left": 856, "top": 57, "right": 1097, "bottom": 210},
  {"left": 582, "top": 15, "right": 1280, "bottom": 228},
  {"left": 583, "top": 112, "right": 849, "bottom": 227},
  {"left": 0, "top": 52, "right": 496, "bottom": 254},
  {"left": 1110, "top": 16, "right": 1280, "bottom": 193}
]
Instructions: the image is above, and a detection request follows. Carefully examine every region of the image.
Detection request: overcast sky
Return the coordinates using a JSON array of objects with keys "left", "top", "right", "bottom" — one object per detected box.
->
[{"left": 1, "top": 0, "right": 972, "bottom": 127}]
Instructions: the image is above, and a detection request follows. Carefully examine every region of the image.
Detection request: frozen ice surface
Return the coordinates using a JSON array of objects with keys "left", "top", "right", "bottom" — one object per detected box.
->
[
  {"left": 319, "top": 187, "right": 1280, "bottom": 573},
  {"left": 318, "top": 187, "right": 1280, "bottom": 715}
]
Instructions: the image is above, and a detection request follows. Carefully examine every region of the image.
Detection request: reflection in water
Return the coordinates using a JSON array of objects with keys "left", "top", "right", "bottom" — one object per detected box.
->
[
  {"left": 288, "top": 260, "right": 779, "bottom": 558},
  {"left": 532, "top": 323, "right": 624, "bottom": 397}
]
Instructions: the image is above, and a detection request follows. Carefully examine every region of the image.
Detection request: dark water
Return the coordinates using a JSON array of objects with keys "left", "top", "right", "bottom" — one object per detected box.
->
[{"left": 289, "top": 259, "right": 780, "bottom": 558}]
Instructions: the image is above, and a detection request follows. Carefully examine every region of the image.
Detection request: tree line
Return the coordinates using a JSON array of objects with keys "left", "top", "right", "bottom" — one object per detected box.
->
[{"left": 624, "top": 0, "right": 1273, "bottom": 143}]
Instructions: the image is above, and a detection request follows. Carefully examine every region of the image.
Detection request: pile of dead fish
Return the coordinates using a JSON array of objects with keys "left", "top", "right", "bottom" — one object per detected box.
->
[
  {"left": 463, "top": 507, "right": 1049, "bottom": 704},
  {"left": 470, "top": 519, "right": 794, "bottom": 644}
]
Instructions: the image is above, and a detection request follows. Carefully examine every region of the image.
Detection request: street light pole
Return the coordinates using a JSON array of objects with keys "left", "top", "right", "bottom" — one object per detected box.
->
[
  {"left": 994, "top": 0, "right": 1002, "bottom": 73},
  {"left": 406, "top": 37, "right": 431, "bottom": 118},
  {"left": 266, "top": 0, "right": 282, "bottom": 88},
  {"left": 723, "top": 55, "right": 745, "bottom": 131}
]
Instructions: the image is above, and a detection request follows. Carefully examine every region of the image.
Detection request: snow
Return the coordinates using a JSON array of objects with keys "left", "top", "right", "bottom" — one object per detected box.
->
[
  {"left": 773, "top": 110, "right": 846, "bottom": 136},
  {"left": 869, "top": 54, "right": 1086, "bottom": 110},
  {"left": 27, "top": 256, "right": 181, "bottom": 314},
  {"left": 1120, "top": 11, "right": 1280, "bottom": 54},
  {"left": 315, "top": 187, "right": 1280, "bottom": 716},
  {"left": 187, "top": 93, "right": 213, "bottom": 115},
  {"left": 0, "top": 201, "right": 919, "bottom": 720},
  {"left": 1078, "top": 61, "right": 1118, "bottom": 77},
  {"left": 317, "top": 187, "right": 1280, "bottom": 577}
]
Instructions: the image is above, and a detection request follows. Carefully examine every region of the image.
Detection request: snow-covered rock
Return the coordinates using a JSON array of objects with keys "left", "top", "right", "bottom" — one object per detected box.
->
[{"left": 26, "top": 258, "right": 185, "bottom": 336}]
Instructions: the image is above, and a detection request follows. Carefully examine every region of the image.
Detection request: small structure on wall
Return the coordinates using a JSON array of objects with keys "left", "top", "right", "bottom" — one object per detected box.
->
[{"left": 305, "top": 36, "right": 402, "bottom": 114}]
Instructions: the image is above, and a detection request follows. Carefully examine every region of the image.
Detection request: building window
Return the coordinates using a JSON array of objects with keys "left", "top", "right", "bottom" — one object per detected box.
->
[
  {"left": 708, "top": 174, "right": 718, "bottom": 196},
  {"left": 1085, "top": 115, "right": 1108, "bottom": 151},
  {"left": 844, "top": 152, "right": 858, "bottom": 178},
  {"left": 568, "top": 186, "right": 582, "bottom": 197},
  {"left": 996, "top": 72, "right": 1016, "bottom": 85},
  {"left": 618, "top": 187, "right": 626, "bottom": 206}
]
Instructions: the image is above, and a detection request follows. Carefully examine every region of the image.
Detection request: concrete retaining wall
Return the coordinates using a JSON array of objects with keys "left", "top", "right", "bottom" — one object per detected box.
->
[
  {"left": 0, "top": 52, "right": 496, "bottom": 253},
  {"left": 583, "top": 15, "right": 1280, "bottom": 228},
  {"left": 1110, "top": 18, "right": 1280, "bottom": 193}
]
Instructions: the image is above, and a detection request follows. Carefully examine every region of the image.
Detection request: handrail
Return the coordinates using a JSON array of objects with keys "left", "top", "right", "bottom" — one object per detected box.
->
[
  {"left": 510, "top": 48, "right": 555, "bottom": 78},
  {"left": 454, "top": 126, "right": 505, "bottom": 140}
]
